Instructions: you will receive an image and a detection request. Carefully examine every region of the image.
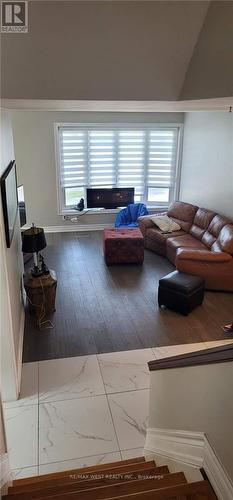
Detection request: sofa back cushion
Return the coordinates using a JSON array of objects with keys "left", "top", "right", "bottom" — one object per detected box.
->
[
  {"left": 211, "top": 241, "right": 223, "bottom": 252},
  {"left": 207, "top": 214, "right": 231, "bottom": 237},
  {"left": 202, "top": 214, "right": 231, "bottom": 248},
  {"left": 167, "top": 201, "right": 198, "bottom": 231},
  {"left": 218, "top": 224, "right": 233, "bottom": 254},
  {"left": 190, "top": 208, "right": 216, "bottom": 241}
]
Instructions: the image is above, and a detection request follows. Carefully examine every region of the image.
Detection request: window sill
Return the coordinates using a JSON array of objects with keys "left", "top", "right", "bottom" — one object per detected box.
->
[
  {"left": 61, "top": 208, "right": 121, "bottom": 216},
  {"left": 60, "top": 206, "right": 168, "bottom": 216}
]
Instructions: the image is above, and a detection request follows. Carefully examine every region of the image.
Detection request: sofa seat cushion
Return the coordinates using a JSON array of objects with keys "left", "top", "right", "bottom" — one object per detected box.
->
[
  {"left": 145, "top": 227, "right": 186, "bottom": 256},
  {"left": 166, "top": 234, "right": 207, "bottom": 264}
]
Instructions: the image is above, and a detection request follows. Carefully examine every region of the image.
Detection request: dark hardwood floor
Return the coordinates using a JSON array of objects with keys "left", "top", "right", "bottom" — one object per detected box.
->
[{"left": 23, "top": 231, "right": 233, "bottom": 362}]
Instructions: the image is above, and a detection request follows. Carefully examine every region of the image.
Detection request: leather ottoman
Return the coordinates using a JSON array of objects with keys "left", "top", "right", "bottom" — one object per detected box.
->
[
  {"left": 158, "top": 270, "right": 204, "bottom": 315},
  {"left": 104, "top": 228, "right": 144, "bottom": 265}
]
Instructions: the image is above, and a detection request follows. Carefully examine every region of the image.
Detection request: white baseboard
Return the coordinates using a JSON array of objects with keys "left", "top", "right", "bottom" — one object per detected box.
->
[
  {"left": 43, "top": 223, "right": 114, "bottom": 233},
  {"left": 144, "top": 427, "right": 233, "bottom": 500},
  {"left": 145, "top": 428, "right": 204, "bottom": 467},
  {"left": 0, "top": 453, "right": 12, "bottom": 495},
  {"left": 17, "top": 308, "right": 25, "bottom": 396}
]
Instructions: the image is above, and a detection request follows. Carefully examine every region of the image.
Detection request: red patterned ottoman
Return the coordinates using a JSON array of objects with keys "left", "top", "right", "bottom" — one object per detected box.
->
[{"left": 104, "top": 228, "right": 144, "bottom": 265}]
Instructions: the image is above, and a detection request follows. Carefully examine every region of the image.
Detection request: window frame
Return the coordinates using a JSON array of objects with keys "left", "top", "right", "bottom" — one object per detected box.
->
[{"left": 54, "top": 122, "right": 183, "bottom": 215}]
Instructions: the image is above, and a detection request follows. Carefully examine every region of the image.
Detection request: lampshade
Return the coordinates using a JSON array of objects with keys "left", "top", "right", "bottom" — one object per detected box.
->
[{"left": 22, "top": 226, "right": 47, "bottom": 254}]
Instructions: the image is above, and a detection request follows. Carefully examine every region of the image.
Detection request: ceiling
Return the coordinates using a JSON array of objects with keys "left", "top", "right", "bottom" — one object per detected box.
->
[{"left": 1, "top": 1, "right": 232, "bottom": 101}]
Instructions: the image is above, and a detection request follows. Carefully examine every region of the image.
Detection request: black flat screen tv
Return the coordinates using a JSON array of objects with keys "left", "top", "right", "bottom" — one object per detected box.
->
[
  {"left": 1, "top": 160, "right": 18, "bottom": 248},
  {"left": 86, "top": 188, "right": 134, "bottom": 209}
]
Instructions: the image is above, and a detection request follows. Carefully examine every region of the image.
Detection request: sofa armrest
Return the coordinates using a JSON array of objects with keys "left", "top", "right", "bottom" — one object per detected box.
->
[
  {"left": 138, "top": 212, "right": 167, "bottom": 232},
  {"left": 176, "top": 249, "right": 232, "bottom": 264},
  {"left": 138, "top": 216, "right": 155, "bottom": 235}
]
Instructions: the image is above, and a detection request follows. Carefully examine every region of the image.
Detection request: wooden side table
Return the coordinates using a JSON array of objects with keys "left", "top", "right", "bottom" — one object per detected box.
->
[{"left": 24, "top": 270, "right": 57, "bottom": 318}]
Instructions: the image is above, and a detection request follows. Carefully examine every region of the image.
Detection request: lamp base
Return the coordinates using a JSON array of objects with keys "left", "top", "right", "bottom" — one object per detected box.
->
[{"left": 31, "top": 265, "right": 44, "bottom": 278}]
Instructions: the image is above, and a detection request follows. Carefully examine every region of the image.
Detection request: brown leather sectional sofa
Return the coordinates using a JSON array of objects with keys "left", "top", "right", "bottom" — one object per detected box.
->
[{"left": 139, "top": 201, "right": 233, "bottom": 291}]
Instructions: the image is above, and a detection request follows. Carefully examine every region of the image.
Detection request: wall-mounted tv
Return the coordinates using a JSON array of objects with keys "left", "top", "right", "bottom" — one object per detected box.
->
[
  {"left": 87, "top": 187, "right": 134, "bottom": 209},
  {"left": 17, "top": 185, "right": 27, "bottom": 227},
  {"left": 1, "top": 160, "right": 18, "bottom": 248}
]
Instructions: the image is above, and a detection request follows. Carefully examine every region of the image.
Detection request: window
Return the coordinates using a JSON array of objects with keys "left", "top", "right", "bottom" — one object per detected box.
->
[{"left": 55, "top": 124, "right": 182, "bottom": 212}]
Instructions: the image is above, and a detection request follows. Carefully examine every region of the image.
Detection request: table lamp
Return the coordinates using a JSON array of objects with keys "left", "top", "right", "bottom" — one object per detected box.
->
[{"left": 22, "top": 224, "right": 47, "bottom": 277}]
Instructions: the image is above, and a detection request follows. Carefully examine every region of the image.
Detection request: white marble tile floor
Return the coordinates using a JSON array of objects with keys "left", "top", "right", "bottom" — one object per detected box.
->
[{"left": 3, "top": 340, "right": 232, "bottom": 478}]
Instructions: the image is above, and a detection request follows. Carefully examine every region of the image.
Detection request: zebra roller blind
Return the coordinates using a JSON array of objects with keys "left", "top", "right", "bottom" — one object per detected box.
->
[{"left": 57, "top": 125, "right": 181, "bottom": 208}]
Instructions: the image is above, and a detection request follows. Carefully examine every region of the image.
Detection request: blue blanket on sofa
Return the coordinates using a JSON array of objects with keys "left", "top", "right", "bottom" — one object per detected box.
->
[{"left": 115, "top": 203, "right": 149, "bottom": 228}]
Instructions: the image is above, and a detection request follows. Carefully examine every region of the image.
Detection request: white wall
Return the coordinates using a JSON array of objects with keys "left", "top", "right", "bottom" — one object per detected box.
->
[
  {"left": 11, "top": 110, "right": 233, "bottom": 227},
  {"left": 148, "top": 361, "right": 233, "bottom": 482},
  {"left": 181, "top": 1, "right": 233, "bottom": 100},
  {"left": 0, "top": 110, "right": 24, "bottom": 401},
  {"left": 11, "top": 111, "right": 184, "bottom": 228},
  {"left": 180, "top": 112, "right": 233, "bottom": 218}
]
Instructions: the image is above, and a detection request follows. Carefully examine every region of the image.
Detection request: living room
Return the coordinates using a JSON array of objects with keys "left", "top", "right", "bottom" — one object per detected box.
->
[
  {"left": 10, "top": 108, "right": 233, "bottom": 362},
  {"left": 0, "top": 0, "right": 233, "bottom": 494}
]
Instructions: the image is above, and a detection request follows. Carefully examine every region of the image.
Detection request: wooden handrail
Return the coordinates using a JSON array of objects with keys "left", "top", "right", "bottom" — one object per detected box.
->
[{"left": 148, "top": 343, "right": 233, "bottom": 371}]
